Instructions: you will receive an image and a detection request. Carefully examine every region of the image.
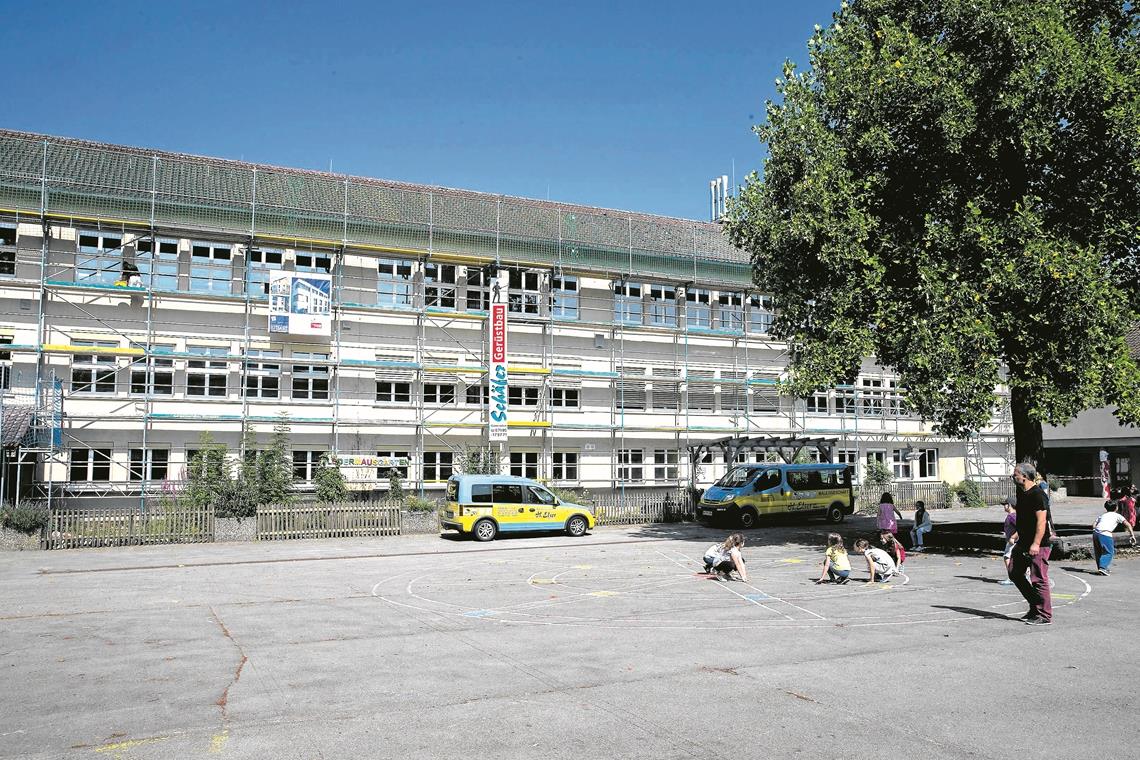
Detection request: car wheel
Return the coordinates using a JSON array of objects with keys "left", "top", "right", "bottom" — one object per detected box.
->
[
  {"left": 739, "top": 509, "right": 758, "bottom": 529},
  {"left": 473, "top": 518, "right": 497, "bottom": 542},
  {"left": 826, "top": 503, "right": 845, "bottom": 524},
  {"left": 566, "top": 515, "right": 588, "bottom": 537}
]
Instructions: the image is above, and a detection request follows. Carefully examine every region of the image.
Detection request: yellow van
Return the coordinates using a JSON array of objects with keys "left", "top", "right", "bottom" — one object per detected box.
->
[
  {"left": 441, "top": 474, "right": 596, "bottom": 541},
  {"left": 697, "top": 463, "right": 854, "bottom": 528}
]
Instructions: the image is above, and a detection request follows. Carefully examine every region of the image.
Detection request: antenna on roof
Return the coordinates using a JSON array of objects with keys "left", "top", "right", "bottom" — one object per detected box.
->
[{"left": 709, "top": 175, "right": 731, "bottom": 222}]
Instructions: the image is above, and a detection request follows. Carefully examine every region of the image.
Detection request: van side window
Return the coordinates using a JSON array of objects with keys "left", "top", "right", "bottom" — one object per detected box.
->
[
  {"left": 471, "top": 484, "right": 493, "bottom": 503},
  {"left": 492, "top": 484, "right": 523, "bottom": 503},
  {"left": 805, "top": 470, "right": 826, "bottom": 489},
  {"left": 756, "top": 469, "right": 781, "bottom": 490},
  {"left": 787, "top": 471, "right": 811, "bottom": 490},
  {"left": 526, "top": 486, "right": 555, "bottom": 505}
]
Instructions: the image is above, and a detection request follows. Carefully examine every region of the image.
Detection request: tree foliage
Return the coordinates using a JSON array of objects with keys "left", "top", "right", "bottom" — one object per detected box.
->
[
  {"left": 725, "top": 0, "right": 1140, "bottom": 463},
  {"left": 458, "top": 445, "right": 500, "bottom": 475},
  {"left": 314, "top": 453, "right": 348, "bottom": 504}
]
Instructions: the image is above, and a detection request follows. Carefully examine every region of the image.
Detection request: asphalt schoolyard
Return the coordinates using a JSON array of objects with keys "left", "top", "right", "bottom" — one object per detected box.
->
[{"left": 1, "top": 507, "right": 1136, "bottom": 759}]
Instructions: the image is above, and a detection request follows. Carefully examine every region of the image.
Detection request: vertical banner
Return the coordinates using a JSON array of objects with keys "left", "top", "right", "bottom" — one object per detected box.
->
[
  {"left": 269, "top": 271, "right": 332, "bottom": 336},
  {"left": 488, "top": 302, "right": 508, "bottom": 441},
  {"left": 1100, "top": 449, "right": 1111, "bottom": 499}
]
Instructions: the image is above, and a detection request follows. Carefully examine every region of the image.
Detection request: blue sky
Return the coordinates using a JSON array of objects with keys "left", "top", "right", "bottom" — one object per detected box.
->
[{"left": 1, "top": 0, "right": 839, "bottom": 220}]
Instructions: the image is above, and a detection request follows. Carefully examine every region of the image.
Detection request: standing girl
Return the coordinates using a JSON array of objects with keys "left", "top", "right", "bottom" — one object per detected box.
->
[{"left": 877, "top": 493, "right": 903, "bottom": 535}]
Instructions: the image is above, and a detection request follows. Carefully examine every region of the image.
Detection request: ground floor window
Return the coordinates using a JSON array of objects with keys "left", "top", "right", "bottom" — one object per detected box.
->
[
  {"left": 510, "top": 451, "right": 539, "bottom": 479},
  {"left": 653, "top": 449, "right": 678, "bottom": 481},
  {"left": 617, "top": 449, "right": 644, "bottom": 482},
  {"left": 376, "top": 451, "right": 410, "bottom": 481},
  {"left": 70, "top": 448, "right": 112, "bottom": 482},
  {"left": 423, "top": 451, "right": 454, "bottom": 482},
  {"left": 553, "top": 452, "right": 578, "bottom": 481},
  {"left": 292, "top": 450, "right": 321, "bottom": 482},
  {"left": 129, "top": 449, "right": 169, "bottom": 481},
  {"left": 917, "top": 449, "right": 939, "bottom": 479}
]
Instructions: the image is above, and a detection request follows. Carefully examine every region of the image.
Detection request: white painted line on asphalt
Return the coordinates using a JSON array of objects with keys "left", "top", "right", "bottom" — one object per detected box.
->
[{"left": 653, "top": 548, "right": 794, "bottom": 620}]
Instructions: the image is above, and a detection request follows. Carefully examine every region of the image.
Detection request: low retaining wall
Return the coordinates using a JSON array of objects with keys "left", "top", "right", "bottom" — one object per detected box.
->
[{"left": 0, "top": 527, "right": 40, "bottom": 551}]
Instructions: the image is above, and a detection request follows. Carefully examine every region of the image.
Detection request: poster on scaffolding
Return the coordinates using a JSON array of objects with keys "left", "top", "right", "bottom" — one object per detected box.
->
[
  {"left": 488, "top": 302, "right": 508, "bottom": 441},
  {"left": 268, "top": 271, "right": 332, "bottom": 336}
]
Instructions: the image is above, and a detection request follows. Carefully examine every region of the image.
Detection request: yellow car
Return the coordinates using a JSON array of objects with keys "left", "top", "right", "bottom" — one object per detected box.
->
[
  {"left": 441, "top": 475, "right": 596, "bottom": 541},
  {"left": 698, "top": 463, "right": 854, "bottom": 528}
]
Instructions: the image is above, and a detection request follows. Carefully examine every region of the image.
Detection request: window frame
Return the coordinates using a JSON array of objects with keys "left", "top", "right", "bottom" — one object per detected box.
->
[
  {"left": 189, "top": 241, "right": 233, "bottom": 294},
  {"left": 290, "top": 352, "right": 330, "bottom": 401},
  {"left": 186, "top": 345, "right": 229, "bottom": 398}
]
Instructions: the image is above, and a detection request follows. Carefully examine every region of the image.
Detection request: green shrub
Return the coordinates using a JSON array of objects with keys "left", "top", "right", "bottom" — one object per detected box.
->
[
  {"left": 549, "top": 486, "right": 594, "bottom": 506},
  {"left": 405, "top": 496, "right": 439, "bottom": 512},
  {"left": 1, "top": 502, "right": 49, "bottom": 535},
  {"left": 952, "top": 480, "right": 985, "bottom": 509},
  {"left": 1046, "top": 474, "right": 1063, "bottom": 493},
  {"left": 864, "top": 459, "right": 893, "bottom": 487}
]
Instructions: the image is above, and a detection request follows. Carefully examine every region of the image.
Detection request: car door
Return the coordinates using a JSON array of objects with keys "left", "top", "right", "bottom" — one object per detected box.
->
[
  {"left": 492, "top": 483, "right": 526, "bottom": 529},
  {"left": 525, "top": 484, "right": 561, "bottom": 526},
  {"left": 751, "top": 468, "right": 784, "bottom": 515}
]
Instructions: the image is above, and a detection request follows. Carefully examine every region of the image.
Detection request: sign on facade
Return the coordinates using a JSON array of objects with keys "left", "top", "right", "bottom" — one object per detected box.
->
[
  {"left": 269, "top": 271, "right": 332, "bottom": 336},
  {"left": 489, "top": 301, "right": 508, "bottom": 441}
]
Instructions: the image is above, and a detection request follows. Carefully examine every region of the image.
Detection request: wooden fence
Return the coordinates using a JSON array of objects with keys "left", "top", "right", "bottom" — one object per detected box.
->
[
  {"left": 44, "top": 504, "right": 214, "bottom": 550},
  {"left": 856, "top": 482, "right": 952, "bottom": 512},
  {"left": 593, "top": 491, "right": 690, "bottom": 526},
  {"left": 256, "top": 502, "right": 402, "bottom": 540}
]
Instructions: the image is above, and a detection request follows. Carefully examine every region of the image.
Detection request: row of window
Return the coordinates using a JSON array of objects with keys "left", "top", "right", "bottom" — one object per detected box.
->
[
  {"left": 8, "top": 227, "right": 774, "bottom": 332},
  {"left": 834, "top": 448, "right": 940, "bottom": 480}
]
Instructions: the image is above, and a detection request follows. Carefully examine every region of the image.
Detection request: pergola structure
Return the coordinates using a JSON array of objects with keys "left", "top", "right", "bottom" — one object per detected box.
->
[{"left": 686, "top": 435, "right": 840, "bottom": 478}]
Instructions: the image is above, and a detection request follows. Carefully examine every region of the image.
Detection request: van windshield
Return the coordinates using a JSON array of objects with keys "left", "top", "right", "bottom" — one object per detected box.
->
[{"left": 715, "top": 466, "right": 759, "bottom": 488}]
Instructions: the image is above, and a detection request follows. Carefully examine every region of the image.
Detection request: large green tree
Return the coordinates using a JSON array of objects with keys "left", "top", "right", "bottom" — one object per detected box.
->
[{"left": 726, "top": 0, "right": 1140, "bottom": 465}]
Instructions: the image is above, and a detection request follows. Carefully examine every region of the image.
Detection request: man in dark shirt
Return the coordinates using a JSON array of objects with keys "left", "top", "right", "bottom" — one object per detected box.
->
[{"left": 1008, "top": 462, "right": 1052, "bottom": 625}]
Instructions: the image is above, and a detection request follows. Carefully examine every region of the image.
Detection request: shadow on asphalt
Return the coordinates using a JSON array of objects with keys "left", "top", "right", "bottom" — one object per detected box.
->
[
  {"left": 1059, "top": 566, "right": 1101, "bottom": 576},
  {"left": 930, "top": 605, "right": 1018, "bottom": 621},
  {"left": 955, "top": 575, "right": 1006, "bottom": 585}
]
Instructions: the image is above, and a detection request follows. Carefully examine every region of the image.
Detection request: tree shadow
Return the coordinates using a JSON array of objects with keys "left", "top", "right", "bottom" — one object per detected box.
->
[{"left": 930, "top": 605, "right": 1017, "bottom": 621}]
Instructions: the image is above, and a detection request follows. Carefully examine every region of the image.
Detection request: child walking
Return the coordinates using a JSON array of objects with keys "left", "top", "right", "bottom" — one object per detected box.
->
[
  {"left": 815, "top": 533, "right": 851, "bottom": 584},
  {"left": 999, "top": 498, "right": 1017, "bottom": 585},
  {"left": 1093, "top": 500, "right": 1136, "bottom": 576},
  {"left": 703, "top": 533, "right": 749, "bottom": 582},
  {"left": 855, "top": 538, "right": 897, "bottom": 583}
]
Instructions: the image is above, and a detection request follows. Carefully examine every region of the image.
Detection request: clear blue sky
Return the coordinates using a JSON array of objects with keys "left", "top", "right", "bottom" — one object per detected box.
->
[{"left": 2, "top": 0, "right": 839, "bottom": 220}]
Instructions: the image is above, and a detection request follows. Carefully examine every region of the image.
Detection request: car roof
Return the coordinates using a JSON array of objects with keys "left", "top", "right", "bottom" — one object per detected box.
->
[{"left": 450, "top": 474, "right": 540, "bottom": 484}]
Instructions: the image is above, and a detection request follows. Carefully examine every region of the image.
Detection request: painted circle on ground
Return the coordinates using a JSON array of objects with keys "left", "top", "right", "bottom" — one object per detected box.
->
[{"left": 370, "top": 543, "right": 1090, "bottom": 630}]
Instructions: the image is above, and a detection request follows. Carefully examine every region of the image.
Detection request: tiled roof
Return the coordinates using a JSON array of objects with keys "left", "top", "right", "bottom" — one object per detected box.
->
[{"left": 0, "top": 405, "right": 35, "bottom": 448}]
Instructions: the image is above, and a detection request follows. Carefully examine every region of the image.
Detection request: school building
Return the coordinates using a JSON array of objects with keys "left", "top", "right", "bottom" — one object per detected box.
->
[{"left": 0, "top": 129, "right": 1014, "bottom": 504}]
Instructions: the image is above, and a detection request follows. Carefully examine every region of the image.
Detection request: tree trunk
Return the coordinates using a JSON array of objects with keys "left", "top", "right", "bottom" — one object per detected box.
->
[{"left": 1010, "top": 385, "right": 1044, "bottom": 469}]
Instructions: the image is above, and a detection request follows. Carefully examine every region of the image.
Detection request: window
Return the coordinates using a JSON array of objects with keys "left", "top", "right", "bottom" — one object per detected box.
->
[
  {"left": 617, "top": 449, "right": 644, "bottom": 481},
  {"left": 0, "top": 336, "right": 12, "bottom": 390},
  {"left": 860, "top": 378, "right": 884, "bottom": 416},
  {"left": 190, "top": 242, "right": 232, "bottom": 294},
  {"left": 614, "top": 282, "right": 642, "bottom": 325},
  {"left": 806, "top": 392, "right": 829, "bottom": 414},
  {"left": 837, "top": 449, "right": 859, "bottom": 480},
  {"left": 424, "top": 263, "right": 456, "bottom": 308},
  {"left": 616, "top": 368, "right": 646, "bottom": 411},
  {"left": 654, "top": 449, "right": 679, "bottom": 481},
  {"left": 508, "top": 269, "right": 540, "bottom": 315},
  {"left": 720, "top": 371, "right": 746, "bottom": 414},
  {"left": 129, "top": 449, "right": 169, "bottom": 481},
  {"left": 71, "top": 341, "right": 117, "bottom": 394},
  {"left": 748, "top": 294, "right": 774, "bottom": 334},
  {"left": 886, "top": 379, "right": 906, "bottom": 416},
  {"left": 508, "top": 386, "right": 539, "bottom": 407},
  {"left": 510, "top": 451, "right": 539, "bottom": 479},
  {"left": 292, "top": 450, "right": 320, "bottom": 481},
  {"left": 378, "top": 258, "right": 414, "bottom": 307},
  {"left": 70, "top": 448, "right": 111, "bottom": 481},
  {"left": 423, "top": 383, "right": 455, "bottom": 405},
  {"left": 291, "top": 352, "right": 329, "bottom": 400},
  {"left": 246, "top": 248, "right": 283, "bottom": 297},
  {"left": 492, "top": 483, "right": 523, "bottom": 503},
  {"left": 376, "top": 380, "right": 411, "bottom": 404},
  {"left": 551, "top": 387, "right": 579, "bottom": 408},
  {"left": 422, "top": 451, "right": 453, "bottom": 481},
  {"left": 130, "top": 238, "right": 178, "bottom": 290},
  {"left": 891, "top": 449, "right": 913, "bottom": 480},
  {"left": 0, "top": 223, "right": 15, "bottom": 276},
  {"left": 836, "top": 387, "right": 856, "bottom": 415},
  {"left": 647, "top": 285, "right": 677, "bottom": 327},
  {"left": 295, "top": 252, "right": 332, "bottom": 274},
  {"left": 686, "top": 288, "right": 711, "bottom": 329},
  {"left": 77, "top": 231, "right": 122, "bottom": 285},
  {"left": 244, "top": 349, "right": 281, "bottom": 399},
  {"left": 129, "top": 345, "right": 174, "bottom": 396},
  {"left": 553, "top": 452, "right": 578, "bottom": 481},
  {"left": 471, "top": 483, "right": 494, "bottom": 503},
  {"left": 552, "top": 275, "right": 578, "bottom": 319},
  {"left": 465, "top": 383, "right": 488, "bottom": 406},
  {"left": 917, "top": 449, "right": 939, "bottom": 479},
  {"left": 687, "top": 374, "right": 715, "bottom": 411},
  {"left": 650, "top": 377, "right": 681, "bottom": 411},
  {"left": 717, "top": 292, "right": 744, "bottom": 331},
  {"left": 376, "top": 451, "right": 410, "bottom": 480},
  {"left": 751, "top": 381, "right": 780, "bottom": 414},
  {"left": 465, "top": 267, "right": 491, "bottom": 311},
  {"left": 187, "top": 346, "right": 228, "bottom": 397}
]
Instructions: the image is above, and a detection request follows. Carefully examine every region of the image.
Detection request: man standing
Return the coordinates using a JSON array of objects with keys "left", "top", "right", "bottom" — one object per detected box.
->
[{"left": 1008, "top": 462, "right": 1052, "bottom": 625}]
